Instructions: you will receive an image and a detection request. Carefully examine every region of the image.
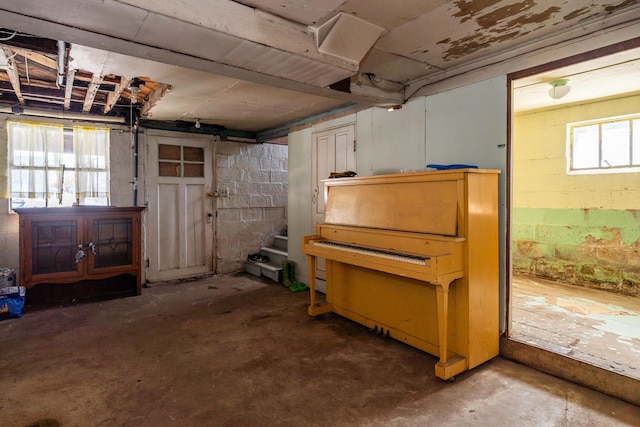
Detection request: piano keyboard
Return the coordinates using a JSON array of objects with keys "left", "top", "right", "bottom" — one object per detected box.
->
[{"left": 312, "top": 241, "right": 429, "bottom": 265}]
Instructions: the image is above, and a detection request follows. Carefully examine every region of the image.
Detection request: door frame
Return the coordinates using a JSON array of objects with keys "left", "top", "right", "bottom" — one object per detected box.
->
[
  {"left": 311, "top": 123, "right": 356, "bottom": 280},
  {"left": 503, "top": 38, "right": 640, "bottom": 406},
  {"left": 144, "top": 130, "right": 216, "bottom": 282}
]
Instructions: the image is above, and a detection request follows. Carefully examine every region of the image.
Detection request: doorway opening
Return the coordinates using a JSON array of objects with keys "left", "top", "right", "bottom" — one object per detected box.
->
[{"left": 507, "top": 43, "right": 640, "bottom": 385}]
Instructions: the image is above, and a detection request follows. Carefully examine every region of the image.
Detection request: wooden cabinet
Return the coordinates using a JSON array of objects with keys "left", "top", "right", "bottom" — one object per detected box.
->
[{"left": 15, "top": 206, "right": 145, "bottom": 301}]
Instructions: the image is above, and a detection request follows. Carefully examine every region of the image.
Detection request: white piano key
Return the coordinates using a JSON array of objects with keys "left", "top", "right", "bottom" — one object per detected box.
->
[{"left": 313, "top": 241, "right": 428, "bottom": 265}]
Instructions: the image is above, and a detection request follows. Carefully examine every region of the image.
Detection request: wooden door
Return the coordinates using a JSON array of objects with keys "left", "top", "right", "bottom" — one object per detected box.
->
[
  {"left": 146, "top": 133, "right": 214, "bottom": 282},
  {"left": 312, "top": 124, "right": 356, "bottom": 279}
]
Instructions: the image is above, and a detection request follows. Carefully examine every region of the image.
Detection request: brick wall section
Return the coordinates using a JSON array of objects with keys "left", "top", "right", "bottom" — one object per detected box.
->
[
  {"left": 215, "top": 141, "right": 288, "bottom": 273},
  {"left": 512, "top": 208, "right": 640, "bottom": 296}
]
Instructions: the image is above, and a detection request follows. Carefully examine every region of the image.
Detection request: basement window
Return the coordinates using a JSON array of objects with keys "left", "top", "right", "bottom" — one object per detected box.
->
[
  {"left": 568, "top": 114, "right": 640, "bottom": 174},
  {"left": 8, "top": 122, "right": 110, "bottom": 210}
]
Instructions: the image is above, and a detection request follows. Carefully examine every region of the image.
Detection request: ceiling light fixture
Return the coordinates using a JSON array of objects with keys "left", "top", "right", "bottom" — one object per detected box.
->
[
  {"left": 548, "top": 79, "right": 571, "bottom": 100},
  {"left": 128, "top": 78, "right": 144, "bottom": 103},
  {"left": 387, "top": 104, "right": 404, "bottom": 112},
  {"left": 195, "top": 118, "right": 201, "bottom": 129}
]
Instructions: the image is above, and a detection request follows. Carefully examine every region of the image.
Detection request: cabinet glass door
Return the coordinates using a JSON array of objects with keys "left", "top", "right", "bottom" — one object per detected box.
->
[
  {"left": 31, "top": 220, "right": 79, "bottom": 275},
  {"left": 92, "top": 217, "right": 133, "bottom": 269}
]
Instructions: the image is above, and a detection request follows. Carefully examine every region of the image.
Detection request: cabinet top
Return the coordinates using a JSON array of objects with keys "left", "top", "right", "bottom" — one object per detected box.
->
[{"left": 14, "top": 206, "right": 146, "bottom": 216}]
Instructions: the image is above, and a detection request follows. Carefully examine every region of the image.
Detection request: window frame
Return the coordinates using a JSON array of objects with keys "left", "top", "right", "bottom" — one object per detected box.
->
[
  {"left": 567, "top": 113, "right": 640, "bottom": 175},
  {"left": 8, "top": 123, "right": 111, "bottom": 211}
]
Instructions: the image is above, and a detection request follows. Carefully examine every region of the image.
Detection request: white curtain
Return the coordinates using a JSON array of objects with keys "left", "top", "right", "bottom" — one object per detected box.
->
[
  {"left": 74, "top": 126, "right": 110, "bottom": 200},
  {"left": 7, "top": 121, "right": 64, "bottom": 199}
]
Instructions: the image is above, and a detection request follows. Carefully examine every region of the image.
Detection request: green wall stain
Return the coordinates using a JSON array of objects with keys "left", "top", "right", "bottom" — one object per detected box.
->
[{"left": 512, "top": 207, "right": 640, "bottom": 295}]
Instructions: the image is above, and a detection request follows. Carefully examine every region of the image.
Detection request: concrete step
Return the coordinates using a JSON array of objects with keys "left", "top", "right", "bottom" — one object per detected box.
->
[
  {"left": 244, "top": 261, "right": 282, "bottom": 283},
  {"left": 274, "top": 235, "right": 288, "bottom": 251},
  {"left": 259, "top": 246, "right": 288, "bottom": 266}
]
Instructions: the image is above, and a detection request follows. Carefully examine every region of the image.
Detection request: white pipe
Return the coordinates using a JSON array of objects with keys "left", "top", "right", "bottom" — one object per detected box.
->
[
  {"left": 57, "top": 40, "right": 65, "bottom": 87},
  {"left": 0, "top": 106, "right": 126, "bottom": 123}
]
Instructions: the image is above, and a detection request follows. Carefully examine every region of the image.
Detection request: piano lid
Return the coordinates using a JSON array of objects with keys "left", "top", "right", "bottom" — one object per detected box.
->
[{"left": 323, "top": 170, "right": 462, "bottom": 236}]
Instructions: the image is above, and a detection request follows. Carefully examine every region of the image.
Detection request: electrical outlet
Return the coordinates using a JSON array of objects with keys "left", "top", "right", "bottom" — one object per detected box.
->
[{"left": 219, "top": 188, "right": 229, "bottom": 197}]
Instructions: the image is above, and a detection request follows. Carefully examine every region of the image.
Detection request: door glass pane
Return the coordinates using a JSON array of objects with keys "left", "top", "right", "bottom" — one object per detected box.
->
[
  {"left": 159, "top": 162, "right": 181, "bottom": 177},
  {"left": 159, "top": 144, "right": 180, "bottom": 160},
  {"left": 184, "top": 163, "right": 204, "bottom": 177},
  {"left": 93, "top": 218, "right": 132, "bottom": 268},
  {"left": 184, "top": 147, "right": 204, "bottom": 162},
  {"left": 32, "top": 221, "right": 77, "bottom": 274}
]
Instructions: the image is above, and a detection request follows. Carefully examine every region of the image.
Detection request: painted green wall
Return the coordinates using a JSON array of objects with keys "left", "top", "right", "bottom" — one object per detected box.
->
[
  {"left": 513, "top": 94, "right": 640, "bottom": 295},
  {"left": 512, "top": 207, "right": 640, "bottom": 295}
]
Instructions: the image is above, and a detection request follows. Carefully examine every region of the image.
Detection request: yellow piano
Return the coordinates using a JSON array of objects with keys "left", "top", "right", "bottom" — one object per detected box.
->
[{"left": 303, "top": 168, "right": 500, "bottom": 380}]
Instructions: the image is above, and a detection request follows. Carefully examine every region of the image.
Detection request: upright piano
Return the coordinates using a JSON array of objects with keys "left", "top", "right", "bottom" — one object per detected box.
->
[{"left": 302, "top": 169, "right": 500, "bottom": 380}]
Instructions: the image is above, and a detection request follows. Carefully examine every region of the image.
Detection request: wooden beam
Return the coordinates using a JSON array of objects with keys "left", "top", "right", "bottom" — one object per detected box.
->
[
  {"left": 1, "top": 48, "right": 25, "bottom": 104},
  {"left": 104, "top": 76, "right": 130, "bottom": 114},
  {"left": 64, "top": 68, "right": 76, "bottom": 110},
  {"left": 82, "top": 74, "right": 102, "bottom": 112},
  {"left": 20, "top": 49, "right": 57, "bottom": 70}
]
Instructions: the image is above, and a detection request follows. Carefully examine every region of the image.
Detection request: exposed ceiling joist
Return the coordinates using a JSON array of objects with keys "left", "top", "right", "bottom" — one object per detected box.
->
[
  {"left": 1, "top": 47, "right": 24, "bottom": 104},
  {"left": 0, "top": 5, "right": 403, "bottom": 106},
  {"left": 82, "top": 75, "right": 102, "bottom": 112},
  {"left": 104, "top": 76, "right": 129, "bottom": 114},
  {"left": 63, "top": 68, "right": 76, "bottom": 110}
]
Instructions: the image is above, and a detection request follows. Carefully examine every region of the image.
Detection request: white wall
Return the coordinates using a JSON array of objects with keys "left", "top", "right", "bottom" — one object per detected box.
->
[
  {"left": 357, "top": 97, "right": 427, "bottom": 175},
  {"left": 288, "top": 77, "right": 508, "bottom": 326},
  {"left": 216, "top": 141, "right": 288, "bottom": 273}
]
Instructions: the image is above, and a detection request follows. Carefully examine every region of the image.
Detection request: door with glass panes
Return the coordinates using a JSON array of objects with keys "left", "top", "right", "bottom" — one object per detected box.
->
[{"left": 146, "top": 132, "right": 214, "bottom": 281}]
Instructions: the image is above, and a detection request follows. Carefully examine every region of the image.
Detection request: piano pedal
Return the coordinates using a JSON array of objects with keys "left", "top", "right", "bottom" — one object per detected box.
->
[
  {"left": 385, "top": 329, "right": 390, "bottom": 338},
  {"left": 370, "top": 325, "right": 378, "bottom": 333}
]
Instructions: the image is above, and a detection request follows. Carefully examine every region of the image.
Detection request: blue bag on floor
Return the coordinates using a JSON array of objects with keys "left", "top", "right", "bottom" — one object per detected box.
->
[{"left": 0, "top": 286, "right": 26, "bottom": 320}]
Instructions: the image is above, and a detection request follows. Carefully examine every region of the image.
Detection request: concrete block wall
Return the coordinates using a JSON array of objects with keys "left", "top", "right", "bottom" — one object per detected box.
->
[
  {"left": 513, "top": 94, "right": 640, "bottom": 296},
  {"left": 108, "top": 127, "right": 137, "bottom": 207},
  {"left": 215, "top": 141, "right": 288, "bottom": 273},
  {"left": 512, "top": 208, "right": 640, "bottom": 297}
]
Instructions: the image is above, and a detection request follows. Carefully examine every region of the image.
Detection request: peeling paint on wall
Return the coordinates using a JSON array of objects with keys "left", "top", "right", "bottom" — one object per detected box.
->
[{"left": 513, "top": 208, "right": 640, "bottom": 296}]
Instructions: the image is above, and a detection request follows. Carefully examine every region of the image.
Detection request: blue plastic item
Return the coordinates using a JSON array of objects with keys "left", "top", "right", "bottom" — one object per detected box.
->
[
  {"left": 0, "top": 286, "right": 25, "bottom": 320},
  {"left": 426, "top": 164, "right": 478, "bottom": 170}
]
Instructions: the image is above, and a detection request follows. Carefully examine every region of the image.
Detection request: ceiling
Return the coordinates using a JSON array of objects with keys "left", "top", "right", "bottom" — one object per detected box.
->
[{"left": 0, "top": 0, "right": 639, "bottom": 139}]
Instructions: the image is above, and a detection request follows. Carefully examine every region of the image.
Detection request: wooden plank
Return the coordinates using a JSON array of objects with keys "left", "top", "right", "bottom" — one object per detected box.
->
[
  {"left": 21, "top": 50, "right": 57, "bottom": 70},
  {"left": 104, "top": 76, "right": 129, "bottom": 113},
  {"left": 1, "top": 47, "right": 24, "bottom": 104},
  {"left": 82, "top": 74, "right": 102, "bottom": 112},
  {"left": 64, "top": 68, "right": 76, "bottom": 110}
]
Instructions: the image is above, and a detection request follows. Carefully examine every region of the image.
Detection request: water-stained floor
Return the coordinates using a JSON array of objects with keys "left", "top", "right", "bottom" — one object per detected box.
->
[
  {"left": 1, "top": 273, "right": 639, "bottom": 426},
  {"left": 511, "top": 275, "right": 640, "bottom": 379}
]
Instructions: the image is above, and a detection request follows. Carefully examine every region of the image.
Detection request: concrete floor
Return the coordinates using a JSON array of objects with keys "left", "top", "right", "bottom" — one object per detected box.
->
[
  {"left": 1, "top": 273, "right": 639, "bottom": 427},
  {"left": 511, "top": 275, "right": 640, "bottom": 380}
]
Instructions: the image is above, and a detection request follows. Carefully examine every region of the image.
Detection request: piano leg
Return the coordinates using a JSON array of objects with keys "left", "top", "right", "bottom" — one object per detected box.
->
[
  {"left": 306, "top": 255, "right": 332, "bottom": 316},
  {"left": 434, "top": 281, "right": 467, "bottom": 380},
  {"left": 435, "top": 285, "right": 450, "bottom": 366}
]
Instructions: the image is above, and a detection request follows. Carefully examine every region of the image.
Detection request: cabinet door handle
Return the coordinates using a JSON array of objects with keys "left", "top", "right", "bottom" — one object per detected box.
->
[{"left": 75, "top": 245, "right": 86, "bottom": 264}]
